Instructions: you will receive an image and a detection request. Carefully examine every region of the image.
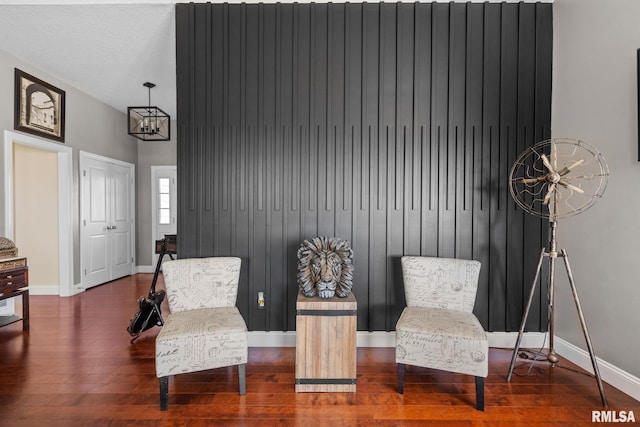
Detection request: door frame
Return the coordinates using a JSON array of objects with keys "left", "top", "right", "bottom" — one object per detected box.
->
[
  {"left": 79, "top": 150, "right": 136, "bottom": 289},
  {"left": 3, "top": 130, "right": 74, "bottom": 296},
  {"left": 150, "top": 165, "right": 177, "bottom": 268}
]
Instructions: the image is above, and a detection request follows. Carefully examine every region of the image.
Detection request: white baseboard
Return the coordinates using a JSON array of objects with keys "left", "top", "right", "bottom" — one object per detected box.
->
[
  {"left": 246, "top": 331, "right": 639, "bottom": 402},
  {"left": 246, "top": 331, "right": 403, "bottom": 348},
  {"left": 25, "top": 284, "right": 83, "bottom": 297},
  {"left": 136, "top": 265, "right": 154, "bottom": 274},
  {"left": 27, "top": 285, "right": 59, "bottom": 295},
  {"left": 487, "top": 331, "right": 550, "bottom": 349},
  {"left": 249, "top": 331, "right": 296, "bottom": 347},
  {"left": 555, "top": 337, "right": 640, "bottom": 402},
  {"left": 247, "top": 331, "right": 550, "bottom": 349}
]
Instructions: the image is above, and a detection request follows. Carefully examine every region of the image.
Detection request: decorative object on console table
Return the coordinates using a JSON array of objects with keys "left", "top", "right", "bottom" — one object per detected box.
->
[
  {"left": 14, "top": 68, "right": 65, "bottom": 143},
  {"left": 0, "top": 256, "right": 29, "bottom": 330},
  {"left": 0, "top": 237, "right": 18, "bottom": 258},
  {"left": 295, "top": 290, "right": 357, "bottom": 392}
]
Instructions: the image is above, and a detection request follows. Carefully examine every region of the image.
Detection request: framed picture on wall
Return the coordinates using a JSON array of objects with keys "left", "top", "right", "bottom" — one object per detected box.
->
[{"left": 14, "top": 68, "right": 65, "bottom": 143}]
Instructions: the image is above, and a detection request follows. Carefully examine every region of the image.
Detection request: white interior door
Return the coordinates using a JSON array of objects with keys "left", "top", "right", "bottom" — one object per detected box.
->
[
  {"left": 81, "top": 152, "right": 134, "bottom": 289},
  {"left": 110, "top": 163, "right": 134, "bottom": 279},
  {"left": 152, "top": 166, "right": 177, "bottom": 267},
  {"left": 83, "top": 158, "right": 110, "bottom": 287}
]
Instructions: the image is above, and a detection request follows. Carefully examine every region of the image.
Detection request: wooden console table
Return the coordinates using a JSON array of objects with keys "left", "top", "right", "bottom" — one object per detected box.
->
[
  {"left": 295, "top": 290, "right": 357, "bottom": 392},
  {"left": 0, "top": 257, "right": 29, "bottom": 330}
]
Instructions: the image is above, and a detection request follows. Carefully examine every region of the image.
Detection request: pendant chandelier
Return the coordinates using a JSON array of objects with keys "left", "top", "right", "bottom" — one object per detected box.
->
[{"left": 127, "top": 82, "right": 170, "bottom": 141}]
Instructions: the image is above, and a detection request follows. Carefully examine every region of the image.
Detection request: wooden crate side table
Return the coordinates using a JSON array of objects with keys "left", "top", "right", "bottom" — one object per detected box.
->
[
  {"left": 295, "top": 290, "right": 357, "bottom": 392},
  {"left": 0, "top": 257, "right": 29, "bottom": 330}
]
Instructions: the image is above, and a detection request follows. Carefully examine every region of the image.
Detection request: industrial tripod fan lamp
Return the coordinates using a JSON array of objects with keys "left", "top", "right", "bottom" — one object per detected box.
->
[{"left": 506, "top": 137, "right": 609, "bottom": 407}]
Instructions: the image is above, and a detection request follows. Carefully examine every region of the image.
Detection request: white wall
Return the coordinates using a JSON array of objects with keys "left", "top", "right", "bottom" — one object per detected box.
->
[
  {"left": 136, "top": 124, "right": 176, "bottom": 268},
  {"left": 553, "top": 0, "right": 640, "bottom": 379},
  {"left": 0, "top": 48, "right": 137, "bottom": 285}
]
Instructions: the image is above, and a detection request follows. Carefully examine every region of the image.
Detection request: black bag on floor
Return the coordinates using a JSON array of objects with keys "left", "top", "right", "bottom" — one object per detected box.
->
[{"left": 127, "top": 235, "right": 176, "bottom": 342}]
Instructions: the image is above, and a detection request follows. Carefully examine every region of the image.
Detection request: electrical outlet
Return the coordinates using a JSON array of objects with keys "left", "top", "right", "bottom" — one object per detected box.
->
[{"left": 257, "top": 291, "right": 265, "bottom": 310}]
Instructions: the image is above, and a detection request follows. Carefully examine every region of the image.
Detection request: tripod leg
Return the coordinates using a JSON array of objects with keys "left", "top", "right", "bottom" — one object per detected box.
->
[
  {"left": 507, "top": 247, "right": 546, "bottom": 381},
  {"left": 154, "top": 304, "right": 164, "bottom": 326},
  {"left": 548, "top": 252, "right": 559, "bottom": 364},
  {"left": 560, "top": 249, "right": 608, "bottom": 407}
]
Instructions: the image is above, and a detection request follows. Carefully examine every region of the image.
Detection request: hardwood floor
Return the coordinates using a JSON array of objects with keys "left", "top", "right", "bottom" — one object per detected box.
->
[{"left": 0, "top": 273, "right": 638, "bottom": 426}]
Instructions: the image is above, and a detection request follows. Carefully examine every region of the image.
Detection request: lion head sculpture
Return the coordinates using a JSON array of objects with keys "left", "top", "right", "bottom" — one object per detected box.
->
[{"left": 297, "top": 236, "right": 354, "bottom": 299}]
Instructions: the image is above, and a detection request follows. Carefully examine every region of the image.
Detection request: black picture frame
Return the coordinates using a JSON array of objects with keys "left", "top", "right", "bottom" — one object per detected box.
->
[{"left": 14, "top": 68, "right": 66, "bottom": 143}]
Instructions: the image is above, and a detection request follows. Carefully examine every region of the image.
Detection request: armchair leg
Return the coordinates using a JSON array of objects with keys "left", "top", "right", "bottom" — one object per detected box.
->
[
  {"left": 398, "top": 363, "right": 405, "bottom": 394},
  {"left": 159, "top": 376, "right": 168, "bottom": 411},
  {"left": 238, "top": 363, "right": 246, "bottom": 396},
  {"left": 475, "top": 376, "right": 485, "bottom": 411}
]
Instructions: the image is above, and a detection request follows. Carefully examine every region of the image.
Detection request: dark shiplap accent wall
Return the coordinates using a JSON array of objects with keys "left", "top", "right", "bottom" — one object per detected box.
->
[{"left": 175, "top": 2, "right": 552, "bottom": 332}]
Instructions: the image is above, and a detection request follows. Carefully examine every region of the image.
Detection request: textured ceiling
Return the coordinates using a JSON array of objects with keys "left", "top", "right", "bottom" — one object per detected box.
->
[
  {"left": 0, "top": 2, "right": 177, "bottom": 118},
  {"left": 0, "top": 0, "right": 553, "bottom": 121}
]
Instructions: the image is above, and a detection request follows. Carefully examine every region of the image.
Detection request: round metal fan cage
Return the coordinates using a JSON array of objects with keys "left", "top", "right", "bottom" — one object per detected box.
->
[{"left": 508, "top": 137, "right": 609, "bottom": 222}]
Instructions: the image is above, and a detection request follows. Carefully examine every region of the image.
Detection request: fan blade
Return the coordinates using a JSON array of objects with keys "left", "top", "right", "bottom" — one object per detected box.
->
[
  {"left": 517, "top": 176, "right": 546, "bottom": 184},
  {"left": 561, "top": 173, "right": 607, "bottom": 180},
  {"left": 543, "top": 183, "right": 556, "bottom": 205},
  {"left": 558, "top": 159, "right": 584, "bottom": 176},
  {"left": 541, "top": 154, "right": 554, "bottom": 173},
  {"left": 551, "top": 140, "right": 557, "bottom": 170},
  {"left": 559, "top": 180, "right": 585, "bottom": 194}
]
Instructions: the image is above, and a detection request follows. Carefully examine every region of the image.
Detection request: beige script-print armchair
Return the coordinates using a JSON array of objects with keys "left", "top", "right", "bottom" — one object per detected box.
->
[
  {"left": 155, "top": 257, "right": 247, "bottom": 410},
  {"left": 395, "top": 256, "right": 488, "bottom": 411}
]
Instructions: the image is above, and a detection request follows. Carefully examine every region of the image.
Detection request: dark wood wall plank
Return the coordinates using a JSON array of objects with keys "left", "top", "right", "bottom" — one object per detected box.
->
[{"left": 175, "top": 2, "right": 552, "bottom": 333}]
